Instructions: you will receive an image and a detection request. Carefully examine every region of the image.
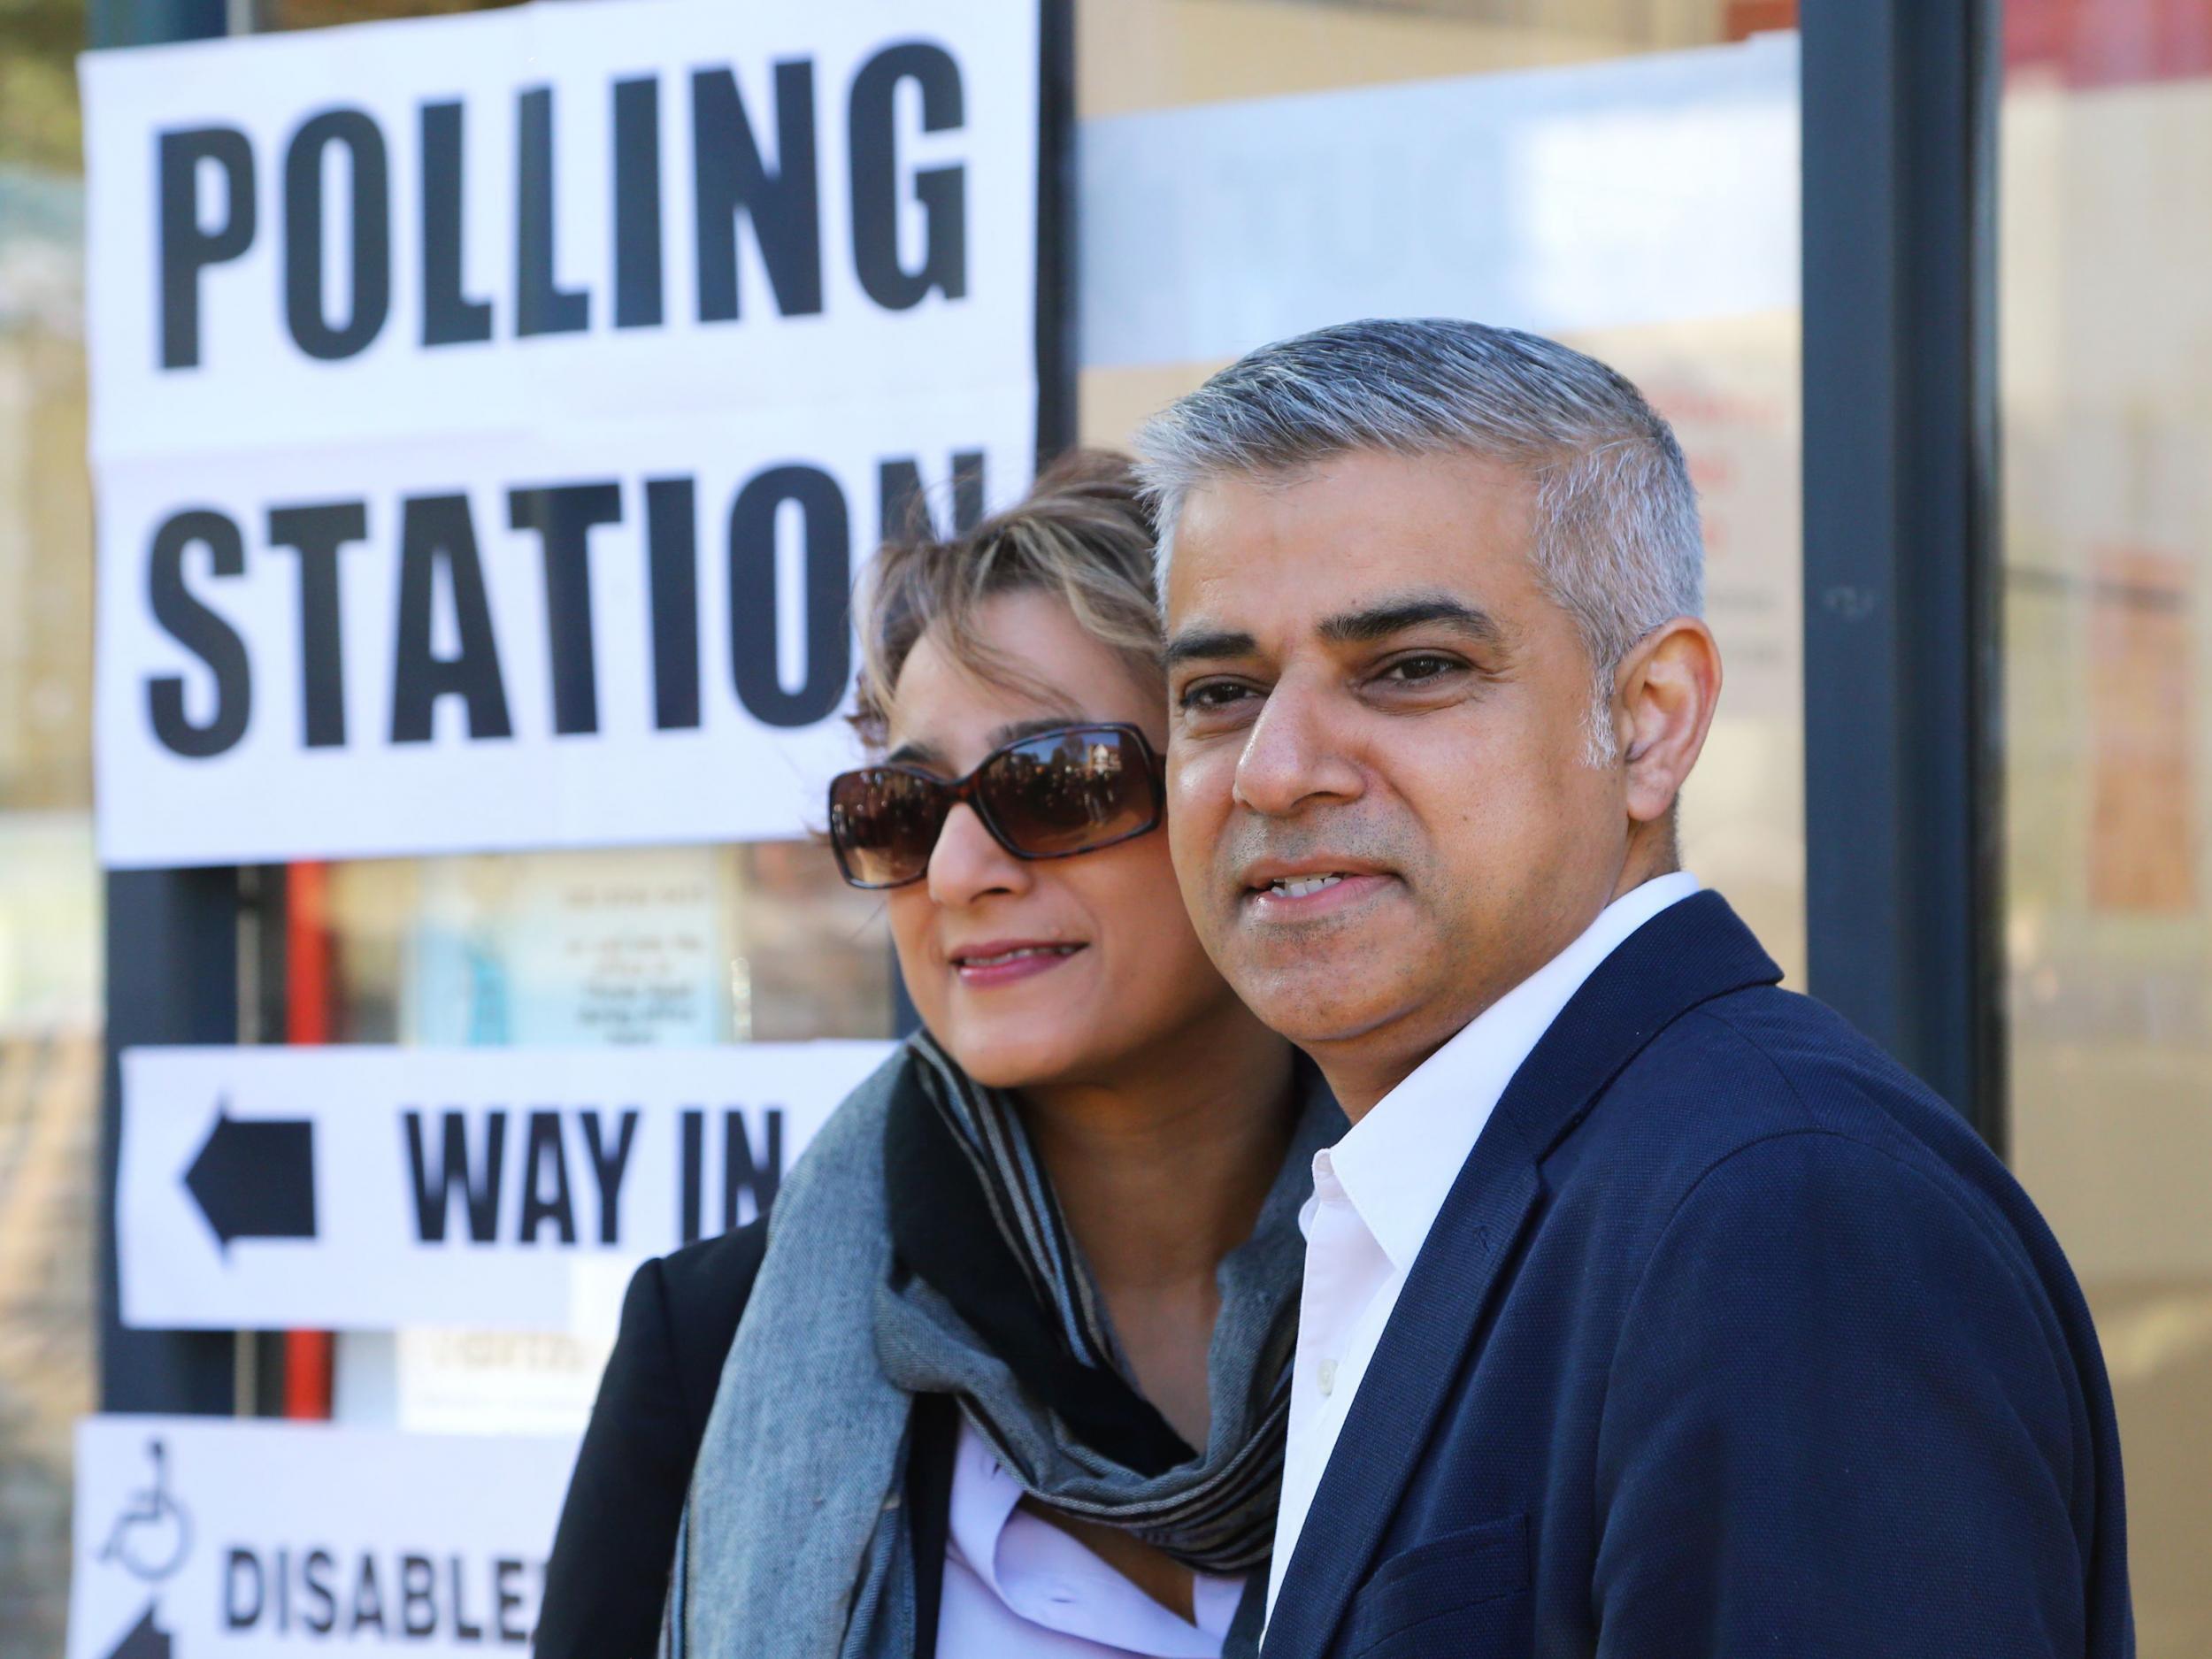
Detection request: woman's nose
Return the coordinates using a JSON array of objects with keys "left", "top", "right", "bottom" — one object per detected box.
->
[{"left": 926, "top": 802, "right": 1031, "bottom": 907}]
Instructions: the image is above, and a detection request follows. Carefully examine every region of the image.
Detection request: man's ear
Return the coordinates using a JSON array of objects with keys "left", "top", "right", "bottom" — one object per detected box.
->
[{"left": 1612, "top": 618, "right": 1722, "bottom": 824}]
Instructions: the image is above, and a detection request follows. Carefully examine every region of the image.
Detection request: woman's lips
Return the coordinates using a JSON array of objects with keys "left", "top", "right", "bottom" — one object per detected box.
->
[{"left": 949, "top": 941, "right": 1087, "bottom": 988}]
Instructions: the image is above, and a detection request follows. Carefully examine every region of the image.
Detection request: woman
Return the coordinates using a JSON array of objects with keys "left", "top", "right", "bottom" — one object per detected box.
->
[{"left": 536, "top": 452, "right": 1337, "bottom": 1659}]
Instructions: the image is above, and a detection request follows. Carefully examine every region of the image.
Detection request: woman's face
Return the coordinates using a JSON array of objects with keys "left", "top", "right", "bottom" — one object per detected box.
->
[{"left": 880, "top": 588, "right": 1248, "bottom": 1092}]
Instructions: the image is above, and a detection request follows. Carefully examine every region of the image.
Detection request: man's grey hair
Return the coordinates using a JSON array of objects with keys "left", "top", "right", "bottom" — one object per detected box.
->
[{"left": 1131, "top": 318, "right": 1703, "bottom": 765}]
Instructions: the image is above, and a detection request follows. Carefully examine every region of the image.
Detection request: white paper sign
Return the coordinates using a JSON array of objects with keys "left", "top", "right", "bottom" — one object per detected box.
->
[
  {"left": 119, "top": 1041, "right": 893, "bottom": 1331},
  {"left": 80, "top": 0, "right": 1040, "bottom": 460},
  {"left": 91, "top": 399, "right": 1029, "bottom": 866},
  {"left": 69, "top": 1415, "right": 576, "bottom": 1658},
  {"left": 81, "top": 0, "right": 1042, "bottom": 867}
]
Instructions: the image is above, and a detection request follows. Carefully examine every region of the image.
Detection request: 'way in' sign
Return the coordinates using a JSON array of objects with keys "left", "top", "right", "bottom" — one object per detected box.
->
[{"left": 120, "top": 1041, "right": 893, "bottom": 1331}]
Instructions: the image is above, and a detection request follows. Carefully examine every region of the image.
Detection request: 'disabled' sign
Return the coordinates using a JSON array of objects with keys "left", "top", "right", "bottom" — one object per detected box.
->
[
  {"left": 81, "top": 0, "right": 1048, "bottom": 868},
  {"left": 69, "top": 1416, "right": 576, "bottom": 1658},
  {"left": 118, "top": 1041, "right": 892, "bottom": 1331}
]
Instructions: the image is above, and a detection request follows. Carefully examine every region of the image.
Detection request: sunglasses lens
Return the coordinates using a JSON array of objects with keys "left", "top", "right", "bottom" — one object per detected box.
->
[
  {"left": 978, "top": 728, "right": 1160, "bottom": 857},
  {"left": 828, "top": 770, "right": 947, "bottom": 887}
]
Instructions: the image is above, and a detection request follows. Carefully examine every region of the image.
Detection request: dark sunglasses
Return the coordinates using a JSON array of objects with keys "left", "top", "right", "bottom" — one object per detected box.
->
[{"left": 827, "top": 723, "right": 1167, "bottom": 889}]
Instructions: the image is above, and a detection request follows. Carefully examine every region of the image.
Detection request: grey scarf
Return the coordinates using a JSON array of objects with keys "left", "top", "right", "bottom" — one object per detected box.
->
[{"left": 668, "top": 1041, "right": 1340, "bottom": 1659}]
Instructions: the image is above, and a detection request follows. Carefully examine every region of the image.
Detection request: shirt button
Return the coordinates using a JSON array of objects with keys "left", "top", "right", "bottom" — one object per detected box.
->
[{"left": 1317, "top": 1357, "right": 1338, "bottom": 1396}]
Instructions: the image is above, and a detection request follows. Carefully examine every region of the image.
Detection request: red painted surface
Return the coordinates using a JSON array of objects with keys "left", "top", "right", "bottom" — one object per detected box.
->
[
  {"left": 2008, "top": 0, "right": 2212, "bottom": 88},
  {"left": 1724, "top": 1, "right": 1799, "bottom": 42},
  {"left": 286, "top": 862, "right": 332, "bottom": 1046},
  {"left": 284, "top": 862, "right": 335, "bottom": 1421},
  {"left": 1724, "top": 0, "right": 2212, "bottom": 92}
]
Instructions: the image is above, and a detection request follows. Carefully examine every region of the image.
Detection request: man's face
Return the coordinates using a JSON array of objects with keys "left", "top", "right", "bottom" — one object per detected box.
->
[{"left": 1164, "top": 449, "right": 1633, "bottom": 1091}]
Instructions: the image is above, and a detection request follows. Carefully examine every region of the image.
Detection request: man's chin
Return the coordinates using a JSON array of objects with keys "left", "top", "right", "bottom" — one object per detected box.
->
[{"left": 1220, "top": 958, "right": 1403, "bottom": 1052}]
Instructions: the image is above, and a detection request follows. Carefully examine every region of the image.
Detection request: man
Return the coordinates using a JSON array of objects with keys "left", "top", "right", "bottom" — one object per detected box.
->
[{"left": 1133, "top": 319, "right": 2129, "bottom": 1657}]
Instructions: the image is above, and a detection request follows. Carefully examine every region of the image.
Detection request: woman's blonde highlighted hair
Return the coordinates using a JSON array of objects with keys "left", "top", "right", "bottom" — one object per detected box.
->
[{"left": 852, "top": 449, "right": 1164, "bottom": 749}]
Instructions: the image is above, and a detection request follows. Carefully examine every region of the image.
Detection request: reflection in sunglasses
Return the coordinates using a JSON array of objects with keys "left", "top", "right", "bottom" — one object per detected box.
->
[{"left": 826, "top": 725, "right": 1162, "bottom": 888}]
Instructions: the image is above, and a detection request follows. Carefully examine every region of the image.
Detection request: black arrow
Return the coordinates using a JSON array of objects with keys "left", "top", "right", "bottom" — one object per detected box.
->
[
  {"left": 184, "top": 1101, "right": 317, "bottom": 1249},
  {"left": 105, "top": 1602, "right": 170, "bottom": 1659}
]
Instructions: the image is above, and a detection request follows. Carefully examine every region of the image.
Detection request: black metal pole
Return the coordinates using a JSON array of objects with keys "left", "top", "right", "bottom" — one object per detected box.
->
[
  {"left": 1800, "top": 0, "right": 2006, "bottom": 1145},
  {"left": 99, "top": 871, "right": 240, "bottom": 1411},
  {"left": 1033, "top": 0, "right": 1078, "bottom": 464},
  {"left": 89, "top": 0, "right": 240, "bottom": 1415},
  {"left": 87, "top": 0, "right": 226, "bottom": 50}
]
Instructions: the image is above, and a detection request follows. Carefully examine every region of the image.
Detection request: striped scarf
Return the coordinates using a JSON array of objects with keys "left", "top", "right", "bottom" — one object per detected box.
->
[
  {"left": 669, "top": 1039, "right": 1341, "bottom": 1659},
  {"left": 881, "top": 1032, "right": 1338, "bottom": 1574},
  {"left": 909, "top": 1033, "right": 1132, "bottom": 1373}
]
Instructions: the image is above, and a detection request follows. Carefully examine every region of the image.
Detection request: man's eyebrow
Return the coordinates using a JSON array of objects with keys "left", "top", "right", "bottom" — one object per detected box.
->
[
  {"left": 1317, "top": 594, "right": 1508, "bottom": 649},
  {"left": 882, "top": 739, "right": 940, "bottom": 767},
  {"left": 1163, "top": 627, "right": 1259, "bottom": 672}
]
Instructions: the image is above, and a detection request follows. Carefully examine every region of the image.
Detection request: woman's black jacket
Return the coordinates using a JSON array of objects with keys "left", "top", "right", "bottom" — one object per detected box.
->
[{"left": 534, "top": 1219, "right": 958, "bottom": 1659}]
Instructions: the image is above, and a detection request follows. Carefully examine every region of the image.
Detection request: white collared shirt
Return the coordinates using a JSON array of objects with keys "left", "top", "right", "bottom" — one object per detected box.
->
[
  {"left": 1263, "top": 872, "right": 1701, "bottom": 1617},
  {"left": 940, "top": 1417, "right": 1246, "bottom": 1657}
]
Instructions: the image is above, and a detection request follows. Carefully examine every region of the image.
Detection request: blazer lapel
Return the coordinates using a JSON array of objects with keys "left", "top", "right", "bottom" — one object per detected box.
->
[
  {"left": 1260, "top": 893, "right": 1781, "bottom": 1658},
  {"left": 1257, "top": 1128, "right": 1542, "bottom": 1659}
]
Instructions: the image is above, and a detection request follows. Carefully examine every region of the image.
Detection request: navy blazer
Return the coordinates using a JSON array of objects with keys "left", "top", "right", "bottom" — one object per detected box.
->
[{"left": 1263, "top": 892, "right": 2130, "bottom": 1659}]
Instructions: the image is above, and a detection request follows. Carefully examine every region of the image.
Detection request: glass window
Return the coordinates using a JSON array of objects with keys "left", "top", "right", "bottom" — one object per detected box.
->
[
  {"left": 270, "top": 0, "right": 1806, "bottom": 1437},
  {"left": 2001, "top": 7, "right": 2212, "bottom": 1653},
  {"left": 1075, "top": 0, "right": 1807, "bottom": 982},
  {"left": 0, "top": 0, "right": 98, "bottom": 1650},
  {"left": 316, "top": 844, "right": 891, "bottom": 1432},
  {"left": 56, "top": 0, "right": 1809, "bottom": 1579}
]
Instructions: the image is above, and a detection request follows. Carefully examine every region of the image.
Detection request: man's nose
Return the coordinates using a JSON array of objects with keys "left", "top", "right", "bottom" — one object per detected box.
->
[
  {"left": 926, "top": 802, "right": 1031, "bottom": 907},
  {"left": 1233, "top": 677, "right": 1364, "bottom": 816}
]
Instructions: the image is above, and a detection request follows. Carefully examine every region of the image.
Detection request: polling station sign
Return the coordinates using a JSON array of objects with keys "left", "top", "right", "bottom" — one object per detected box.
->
[
  {"left": 81, "top": 0, "right": 1049, "bottom": 867},
  {"left": 119, "top": 1041, "right": 892, "bottom": 1331},
  {"left": 70, "top": 1416, "right": 576, "bottom": 1658}
]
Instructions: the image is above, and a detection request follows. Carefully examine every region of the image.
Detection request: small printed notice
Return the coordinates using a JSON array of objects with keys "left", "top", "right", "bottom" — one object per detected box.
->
[
  {"left": 118, "top": 1041, "right": 893, "bottom": 1331},
  {"left": 68, "top": 1415, "right": 576, "bottom": 1658}
]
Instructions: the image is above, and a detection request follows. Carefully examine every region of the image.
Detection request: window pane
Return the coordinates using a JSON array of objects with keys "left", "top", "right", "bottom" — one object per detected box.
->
[
  {"left": 0, "top": 1, "right": 97, "bottom": 1651},
  {"left": 55, "top": 0, "right": 1808, "bottom": 1609},
  {"left": 1077, "top": 0, "right": 1806, "bottom": 982},
  {"left": 2001, "top": 10, "right": 2212, "bottom": 1654},
  {"left": 318, "top": 843, "right": 892, "bottom": 1432}
]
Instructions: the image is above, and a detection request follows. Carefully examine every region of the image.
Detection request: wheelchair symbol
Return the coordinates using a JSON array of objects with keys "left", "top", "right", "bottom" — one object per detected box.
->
[{"left": 96, "top": 1440, "right": 191, "bottom": 1584}]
